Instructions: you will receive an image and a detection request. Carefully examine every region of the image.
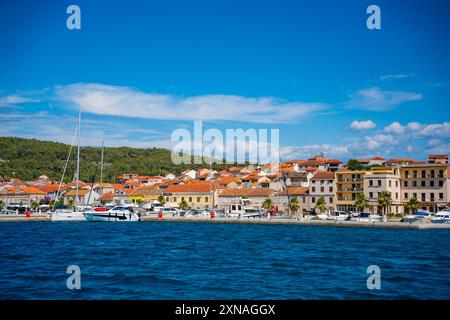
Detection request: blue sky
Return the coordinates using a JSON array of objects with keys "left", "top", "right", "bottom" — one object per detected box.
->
[{"left": 0, "top": 0, "right": 449, "bottom": 161}]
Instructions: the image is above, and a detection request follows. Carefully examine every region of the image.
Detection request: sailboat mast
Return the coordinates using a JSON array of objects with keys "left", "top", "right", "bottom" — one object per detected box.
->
[
  {"left": 75, "top": 112, "right": 81, "bottom": 211},
  {"left": 100, "top": 141, "right": 104, "bottom": 195}
]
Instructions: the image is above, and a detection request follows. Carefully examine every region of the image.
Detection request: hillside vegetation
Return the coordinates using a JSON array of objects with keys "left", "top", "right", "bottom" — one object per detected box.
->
[{"left": 0, "top": 137, "right": 233, "bottom": 182}]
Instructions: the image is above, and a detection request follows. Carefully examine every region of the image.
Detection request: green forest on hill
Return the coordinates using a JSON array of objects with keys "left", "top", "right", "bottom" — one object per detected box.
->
[{"left": 0, "top": 137, "right": 234, "bottom": 182}]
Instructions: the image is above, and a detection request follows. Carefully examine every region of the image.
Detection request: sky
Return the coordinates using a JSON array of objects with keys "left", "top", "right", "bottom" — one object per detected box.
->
[{"left": 0, "top": 0, "right": 449, "bottom": 162}]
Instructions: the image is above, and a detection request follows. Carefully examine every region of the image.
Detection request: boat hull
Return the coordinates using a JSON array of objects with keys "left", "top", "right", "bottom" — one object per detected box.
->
[
  {"left": 431, "top": 219, "right": 450, "bottom": 224},
  {"left": 51, "top": 211, "right": 86, "bottom": 222},
  {"left": 84, "top": 211, "right": 139, "bottom": 222}
]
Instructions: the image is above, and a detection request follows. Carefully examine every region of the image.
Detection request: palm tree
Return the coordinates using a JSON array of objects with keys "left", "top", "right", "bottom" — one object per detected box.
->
[
  {"left": 179, "top": 199, "right": 189, "bottom": 210},
  {"left": 289, "top": 197, "right": 299, "bottom": 219},
  {"left": 315, "top": 197, "right": 326, "bottom": 214},
  {"left": 68, "top": 199, "right": 75, "bottom": 209},
  {"left": 158, "top": 194, "right": 166, "bottom": 206},
  {"left": 262, "top": 198, "right": 274, "bottom": 211},
  {"left": 378, "top": 191, "right": 392, "bottom": 220},
  {"left": 404, "top": 197, "right": 421, "bottom": 214},
  {"left": 354, "top": 194, "right": 370, "bottom": 212}
]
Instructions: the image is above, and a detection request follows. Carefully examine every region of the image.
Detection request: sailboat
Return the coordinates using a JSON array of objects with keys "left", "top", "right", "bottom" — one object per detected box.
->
[
  {"left": 51, "top": 112, "right": 86, "bottom": 222},
  {"left": 83, "top": 142, "right": 140, "bottom": 222}
]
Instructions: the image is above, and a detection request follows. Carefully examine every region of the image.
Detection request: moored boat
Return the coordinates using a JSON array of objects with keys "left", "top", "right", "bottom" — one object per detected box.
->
[
  {"left": 402, "top": 211, "right": 432, "bottom": 223},
  {"left": 431, "top": 209, "right": 450, "bottom": 224},
  {"left": 83, "top": 206, "right": 139, "bottom": 222}
]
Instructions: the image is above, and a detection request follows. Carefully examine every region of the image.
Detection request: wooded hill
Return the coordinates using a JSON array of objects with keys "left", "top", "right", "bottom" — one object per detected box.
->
[{"left": 0, "top": 137, "right": 235, "bottom": 182}]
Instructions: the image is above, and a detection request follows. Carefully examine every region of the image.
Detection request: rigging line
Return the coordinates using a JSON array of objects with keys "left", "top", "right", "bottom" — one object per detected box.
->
[{"left": 52, "top": 124, "right": 78, "bottom": 212}]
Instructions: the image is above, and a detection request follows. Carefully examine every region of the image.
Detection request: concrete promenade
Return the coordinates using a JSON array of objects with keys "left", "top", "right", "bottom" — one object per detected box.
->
[{"left": 1, "top": 214, "right": 449, "bottom": 229}]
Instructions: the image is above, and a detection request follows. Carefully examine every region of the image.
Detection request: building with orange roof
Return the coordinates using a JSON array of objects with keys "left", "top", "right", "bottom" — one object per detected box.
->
[
  {"left": 218, "top": 188, "right": 273, "bottom": 210},
  {"left": 274, "top": 186, "right": 310, "bottom": 214},
  {"left": 127, "top": 185, "right": 163, "bottom": 203},
  {"left": 63, "top": 189, "right": 100, "bottom": 206},
  {"left": 0, "top": 185, "right": 47, "bottom": 205},
  {"left": 163, "top": 183, "right": 219, "bottom": 208},
  {"left": 309, "top": 171, "right": 335, "bottom": 213}
]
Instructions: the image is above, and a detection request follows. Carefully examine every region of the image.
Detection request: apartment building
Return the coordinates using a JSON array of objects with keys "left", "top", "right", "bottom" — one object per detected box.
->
[
  {"left": 309, "top": 171, "right": 335, "bottom": 213},
  {"left": 400, "top": 164, "right": 449, "bottom": 213},
  {"left": 363, "top": 167, "right": 402, "bottom": 214},
  {"left": 335, "top": 170, "right": 365, "bottom": 212}
]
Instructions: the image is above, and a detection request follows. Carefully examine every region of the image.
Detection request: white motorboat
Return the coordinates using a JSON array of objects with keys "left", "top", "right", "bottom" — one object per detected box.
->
[
  {"left": 402, "top": 211, "right": 432, "bottom": 223},
  {"left": 431, "top": 209, "right": 450, "bottom": 224},
  {"left": 84, "top": 206, "right": 139, "bottom": 222}
]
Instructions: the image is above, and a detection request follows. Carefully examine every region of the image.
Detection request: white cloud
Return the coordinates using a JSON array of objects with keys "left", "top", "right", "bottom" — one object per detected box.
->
[
  {"left": 55, "top": 83, "right": 328, "bottom": 124},
  {"left": 427, "top": 138, "right": 442, "bottom": 146},
  {"left": 383, "top": 122, "right": 405, "bottom": 134},
  {"left": 280, "top": 144, "right": 349, "bottom": 160},
  {"left": 0, "top": 95, "right": 38, "bottom": 107},
  {"left": 346, "top": 87, "right": 422, "bottom": 111},
  {"left": 350, "top": 120, "right": 376, "bottom": 131},
  {"left": 380, "top": 73, "right": 414, "bottom": 81}
]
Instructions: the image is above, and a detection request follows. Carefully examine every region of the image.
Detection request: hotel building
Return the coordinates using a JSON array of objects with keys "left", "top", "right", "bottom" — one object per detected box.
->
[{"left": 400, "top": 164, "right": 450, "bottom": 213}]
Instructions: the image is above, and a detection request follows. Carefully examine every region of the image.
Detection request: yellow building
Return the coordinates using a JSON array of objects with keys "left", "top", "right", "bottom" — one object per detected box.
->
[
  {"left": 335, "top": 170, "right": 365, "bottom": 212},
  {"left": 127, "top": 185, "right": 163, "bottom": 203},
  {"left": 163, "top": 184, "right": 219, "bottom": 208}
]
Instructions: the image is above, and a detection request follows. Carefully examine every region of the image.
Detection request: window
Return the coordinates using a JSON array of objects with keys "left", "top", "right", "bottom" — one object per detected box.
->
[
  {"left": 205, "top": 197, "right": 209, "bottom": 202},
  {"left": 395, "top": 181, "right": 398, "bottom": 187},
  {"left": 421, "top": 193, "right": 426, "bottom": 201},
  {"left": 430, "top": 170, "right": 435, "bottom": 178},
  {"left": 439, "top": 180, "right": 443, "bottom": 187},
  {"left": 369, "top": 180, "right": 373, "bottom": 187},
  {"left": 320, "top": 187, "right": 324, "bottom": 192},
  {"left": 189, "top": 197, "right": 192, "bottom": 202},
  {"left": 439, "top": 170, "right": 444, "bottom": 177},
  {"left": 312, "top": 197, "right": 316, "bottom": 203},
  {"left": 329, "top": 187, "right": 333, "bottom": 192},
  {"left": 329, "top": 197, "right": 333, "bottom": 203},
  {"left": 181, "top": 197, "right": 185, "bottom": 201},
  {"left": 430, "top": 193, "right": 435, "bottom": 201},
  {"left": 404, "top": 181, "right": 408, "bottom": 187},
  {"left": 197, "top": 197, "right": 201, "bottom": 202},
  {"left": 430, "top": 181, "right": 434, "bottom": 187},
  {"left": 404, "top": 193, "right": 408, "bottom": 199},
  {"left": 302, "top": 197, "right": 306, "bottom": 203},
  {"left": 421, "top": 181, "right": 425, "bottom": 187},
  {"left": 439, "top": 193, "right": 444, "bottom": 199},
  {"left": 173, "top": 197, "right": 177, "bottom": 202},
  {"left": 421, "top": 170, "right": 426, "bottom": 178},
  {"left": 413, "top": 181, "right": 417, "bottom": 187},
  {"left": 166, "top": 197, "right": 170, "bottom": 202},
  {"left": 389, "top": 180, "right": 392, "bottom": 187},
  {"left": 378, "top": 180, "right": 382, "bottom": 187},
  {"left": 395, "top": 192, "right": 398, "bottom": 200},
  {"left": 369, "top": 192, "right": 373, "bottom": 198},
  {"left": 405, "top": 170, "right": 409, "bottom": 178},
  {"left": 413, "top": 193, "right": 417, "bottom": 199}
]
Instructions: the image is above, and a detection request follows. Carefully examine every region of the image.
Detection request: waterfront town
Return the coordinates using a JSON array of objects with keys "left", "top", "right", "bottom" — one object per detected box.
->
[{"left": 0, "top": 153, "right": 449, "bottom": 219}]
